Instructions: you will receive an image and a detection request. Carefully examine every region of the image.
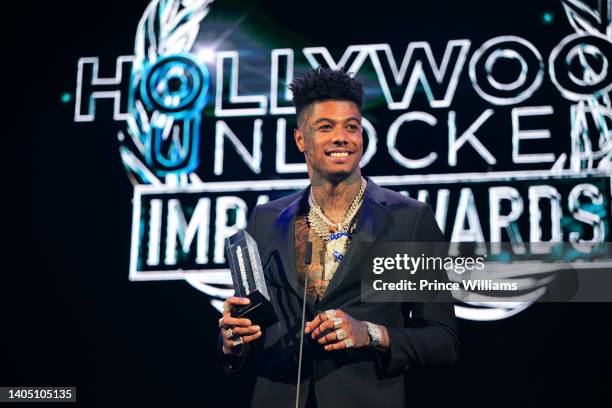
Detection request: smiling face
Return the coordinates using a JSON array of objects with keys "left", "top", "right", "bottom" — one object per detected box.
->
[{"left": 294, "top": 99, "right": 363, "bottom": 184}]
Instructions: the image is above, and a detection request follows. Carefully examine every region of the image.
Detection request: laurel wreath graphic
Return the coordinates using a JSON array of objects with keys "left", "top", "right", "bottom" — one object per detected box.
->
[
  {"left": 559, "top": 0, "right": 612, "bottom": 171},
  {"left": 119, "top": 0, "right": 213, "bottom": 187}
]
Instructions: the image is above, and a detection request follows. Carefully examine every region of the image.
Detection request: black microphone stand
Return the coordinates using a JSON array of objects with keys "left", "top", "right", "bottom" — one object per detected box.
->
[{"left": 295, "top": 241, "right": 312, "bottom": 408}]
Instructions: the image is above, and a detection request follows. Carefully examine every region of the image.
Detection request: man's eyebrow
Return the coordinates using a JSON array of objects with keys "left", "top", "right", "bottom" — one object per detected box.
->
[
  {"left": 312, "top": 118, "right": 335, "bottom": 125},
  {"left": 312, "top": 116, "right": 361, "bottom": 125}
]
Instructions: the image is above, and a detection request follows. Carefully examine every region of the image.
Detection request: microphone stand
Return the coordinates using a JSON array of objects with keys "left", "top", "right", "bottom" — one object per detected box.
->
[{"left": 295, "top": 241, "right": 312, "bottom": 408}]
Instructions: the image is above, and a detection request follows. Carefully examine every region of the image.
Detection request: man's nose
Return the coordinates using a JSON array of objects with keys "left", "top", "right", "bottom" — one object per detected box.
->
[{"left": 331, "top": 131, "right": 349, "bottom": 146}]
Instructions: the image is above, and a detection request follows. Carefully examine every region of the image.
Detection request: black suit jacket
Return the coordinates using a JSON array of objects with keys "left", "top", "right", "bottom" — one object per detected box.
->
[{"left": 220, "top": 179, "right": 459, "bottom": 408}]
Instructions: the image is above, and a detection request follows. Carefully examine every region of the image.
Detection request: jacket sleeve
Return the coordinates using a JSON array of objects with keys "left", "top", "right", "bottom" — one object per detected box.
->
[
  {"left": 378, "top": 203, "right": 460, "bottom": 373},
  {"left": 218, "top": 335, "right": 252, "bottom": 375},
  {"left": 218, "top": 206, "right": 259, "bottom": 375}
]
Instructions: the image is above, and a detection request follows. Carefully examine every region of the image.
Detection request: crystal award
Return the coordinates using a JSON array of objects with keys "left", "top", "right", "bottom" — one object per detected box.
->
[{"left": 225, "top": 230, "right": 278, "bottom": 328}]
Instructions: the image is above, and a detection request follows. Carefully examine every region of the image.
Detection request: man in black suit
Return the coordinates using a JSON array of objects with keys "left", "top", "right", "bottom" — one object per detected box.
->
[{"left": 218, "top": 67, "right": 459, "bottom": 407}]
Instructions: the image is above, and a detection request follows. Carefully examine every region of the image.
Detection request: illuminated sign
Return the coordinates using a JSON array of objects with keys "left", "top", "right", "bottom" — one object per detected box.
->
[{"left": 75, "top": 0, "right": 611, "bottom": 320}]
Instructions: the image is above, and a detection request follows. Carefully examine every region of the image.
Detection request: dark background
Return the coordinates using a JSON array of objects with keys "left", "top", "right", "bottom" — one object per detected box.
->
[{"left": 17, "top": 0, "right": 612, "bottom": 407}]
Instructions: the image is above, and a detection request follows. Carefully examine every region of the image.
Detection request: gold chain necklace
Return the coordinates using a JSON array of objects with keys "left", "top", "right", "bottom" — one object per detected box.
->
[
  {"left": 306, "top": 177, "right": 367, "bottom": 279},
  {"left": 307, "top": 177, "right": 367, "bottom": 242}
]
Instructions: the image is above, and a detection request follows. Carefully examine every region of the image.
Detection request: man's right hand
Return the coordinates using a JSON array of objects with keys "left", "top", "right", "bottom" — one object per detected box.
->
[{"left": 219, "top": 297, "right": 263, "bottom": 356}]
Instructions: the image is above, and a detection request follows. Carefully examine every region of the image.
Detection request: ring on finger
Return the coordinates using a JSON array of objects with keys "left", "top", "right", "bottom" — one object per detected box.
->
[
  {"left": 331, "top": 317, "right": 343, "bottom": 329},
  {"left": 226, "top": 328, "right": 235, "bottom": 339},
  {"left": 325, "top": 309, "right": 336, "bottom": 320},
  {"left": 343, "top": 338, "right": 354, "bottom": 348},
  {"left": 232, "top": 337, "right": 243, "bottom": 347},
  {"left": 223, "top": 300, "right": 231, "bottom": 313},
  {"left": 335, "top": 328, "right": 347, "bottom": 340}
]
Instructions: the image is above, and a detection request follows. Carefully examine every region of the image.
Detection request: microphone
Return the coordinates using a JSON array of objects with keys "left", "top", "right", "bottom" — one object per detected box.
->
[
  {"left": 304, "top": 241, "right": 313, "bottom": 266},
  {"left": 295, "top": 241, "right": 312, "bottom": 408}
]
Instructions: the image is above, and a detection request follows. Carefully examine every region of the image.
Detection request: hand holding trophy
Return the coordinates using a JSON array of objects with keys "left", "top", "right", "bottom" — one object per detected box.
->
[
  {"left": 220, "top": 230, "right": 278, "bottom": 355},
  {"left": 219, "top": 296, "right": 261, "bottom": 356}
]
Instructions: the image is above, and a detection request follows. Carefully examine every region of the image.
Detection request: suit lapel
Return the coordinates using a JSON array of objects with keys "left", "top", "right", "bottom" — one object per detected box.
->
[
  {"left": 274, "top": 189, "right": 306, "bottom": 300},
  {"left": 318, "top": 180, "right": 391, "bottom": 306}
]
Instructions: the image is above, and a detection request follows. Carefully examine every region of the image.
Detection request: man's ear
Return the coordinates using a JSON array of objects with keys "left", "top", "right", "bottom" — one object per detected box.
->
[{"left": 294, "top": 128, "right": 305, "bottom": 153}]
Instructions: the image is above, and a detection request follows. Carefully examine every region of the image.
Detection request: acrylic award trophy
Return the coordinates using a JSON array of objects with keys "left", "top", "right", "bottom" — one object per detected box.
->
[{"left": 225, "top": 230, "right": 278, "bottom": 328}]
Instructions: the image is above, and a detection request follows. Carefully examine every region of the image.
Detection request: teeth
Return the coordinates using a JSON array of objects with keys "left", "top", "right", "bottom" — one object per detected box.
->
[{"left": 330, "top": 152, "right": 349, "bottom": 157}]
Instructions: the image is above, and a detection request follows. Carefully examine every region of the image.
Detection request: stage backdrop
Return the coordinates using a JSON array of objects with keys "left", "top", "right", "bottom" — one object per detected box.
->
[
  {"left": 73, "top": 0, "right": 612, "bottom": 321},
  {"left": 25, "top": 0, "right": 612, "bottom": 407}
]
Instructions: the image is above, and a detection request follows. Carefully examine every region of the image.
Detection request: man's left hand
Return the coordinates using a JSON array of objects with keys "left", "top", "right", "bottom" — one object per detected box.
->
[{"left": 305, "top": 309, "right": 370, "bottom": 351}]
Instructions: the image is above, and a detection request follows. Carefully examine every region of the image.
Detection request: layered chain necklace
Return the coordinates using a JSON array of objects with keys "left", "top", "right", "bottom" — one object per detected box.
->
[{"left": 307, "top": 177, "right": 367, "bottom": 278}]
